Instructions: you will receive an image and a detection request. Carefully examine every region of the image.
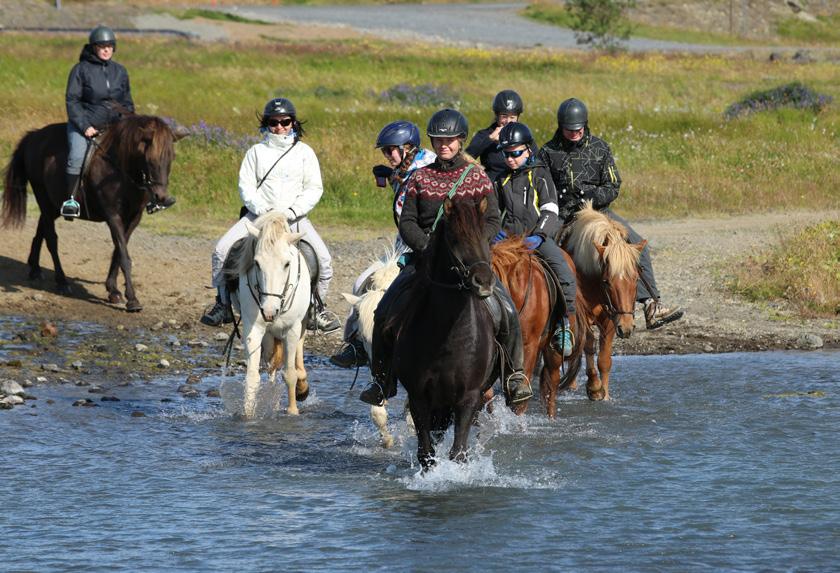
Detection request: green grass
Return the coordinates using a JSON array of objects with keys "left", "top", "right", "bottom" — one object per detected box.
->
[
  {"left": 776, "top": 14, "right": 840, "bottom": 45},
  {"left": 730, "top": 221, "right": 840, "bottom": 317},
  {"left": 2, "top": 35, "right": 839, "bottom": 234},
  {"left": 176, "top": 9, "right": 272, "bottom": 25}
]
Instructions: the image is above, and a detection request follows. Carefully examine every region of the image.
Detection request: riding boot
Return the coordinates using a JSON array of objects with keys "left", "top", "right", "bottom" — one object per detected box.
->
[
  {"left": 200, "top": 285, "right": 234, "bottom": 326},
  {"left": 495, "top": 279, "right": 532, "bottom": 404},
  {"left": 329, "top": 335, "right": 368, "bottom": 368},
  {"left": 61, "top": 173, "right": 81, "bottom": 219},
  {"left": 359, "top": 265, "right": 414, "bottom": 406},
  {"left": 551, "top": 313, "right": 575, "bottom": 358}
]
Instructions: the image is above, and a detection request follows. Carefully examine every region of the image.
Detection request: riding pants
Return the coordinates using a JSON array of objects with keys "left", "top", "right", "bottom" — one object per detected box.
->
[
  {"left": 536, "top": 238, "right": 577, "bottom": 316},
  {"left": 66, "top": 124, "right": 88, "bottom": 175},
  {"left": 602, "top": 208, "right": 659, "bottom": 302},
  {"left": 211, "top": 213, "right": 333, "bottom": 300}
]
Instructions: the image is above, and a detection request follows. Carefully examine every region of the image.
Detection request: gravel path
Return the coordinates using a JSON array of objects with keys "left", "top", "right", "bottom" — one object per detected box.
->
[{"left": 1, "top": 210, "right": 837, "bottom": 359}]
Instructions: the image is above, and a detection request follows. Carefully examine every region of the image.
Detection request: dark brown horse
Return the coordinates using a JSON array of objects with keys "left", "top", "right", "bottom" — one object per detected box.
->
[
  {"left": 491, "top": 238, "right": 583, "bottom": 417},
  {"left": 564, "top": 203, "right": 645, "bottom": 401},
  {"left": 2, "top": 116, "right": 186, "bottom": 311},
  {"left": 389, "top": 197, "right": 497, "bottom": 469}
]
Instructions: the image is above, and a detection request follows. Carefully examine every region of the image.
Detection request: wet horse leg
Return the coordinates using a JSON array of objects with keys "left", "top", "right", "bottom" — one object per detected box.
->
[
  {"left": 294, "top": 334, "right": 309, "bottom": 402},
  {"left": 585, "top": 324, "right": 602, "bottom": 400},
  {"left": 540, "top": 347, "right": 564, "bottom": 418},
  {"left": 409, "top": 401, "right": 435, "bottom": 470},
  {"left": 594, "top": 325, "right": 616, "bottom": 401},
  {"left": 587, "top": 321, "right": 614, "bottom": 401},
  {"left": 282, "top": 327, "right": 301, "bottom": 416},
  {"left": 105, "top": 215, "right": 142, "bottom": 311},
  {"left": 450, "top": 390, "right": 481, "bottom": 463},
  {"left": 106, "top": 212, "right": 142, "bottom": 307},
  {"left": 242, "top": 319, "right": 266, "bottom": 418}
]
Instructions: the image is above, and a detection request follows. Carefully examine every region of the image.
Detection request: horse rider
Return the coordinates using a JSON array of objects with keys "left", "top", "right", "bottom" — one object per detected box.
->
[
  {"left": 466, "top": 89, "right": 524, "bottom": 182},
  {"left": 494, "top": 121, "right": 577, "bottom": 356},
  {"left": 64, "top": 25, "right": 146, "bottom": 219},
  {"left": 200, "top": 97, "right": 341, "bottom": 333},
  {"left": 359, "top": 108, "right": 533, "bottom": 407},
  {"left": 329, "top": 120, "right": 436, "bottom": 368},
  {"left": 539, "top": 98, "right": 684, "bottom": 330}
]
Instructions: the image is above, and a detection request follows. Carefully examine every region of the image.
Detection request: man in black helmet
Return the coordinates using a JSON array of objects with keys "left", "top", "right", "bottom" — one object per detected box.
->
[
  {"left": 539, "top": 98, "right": 684, "bottom": 330},
  {"left": 360, "top": 108, "right": 533, "bottom": 408},
  {"left": 63, "top": 25, "right": 135, "bottom": 219},
  {"left": 466, "top": 89, "right": 524, "bottom": 182}
]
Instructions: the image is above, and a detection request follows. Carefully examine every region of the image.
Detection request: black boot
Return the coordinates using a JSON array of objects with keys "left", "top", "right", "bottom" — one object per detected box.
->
[
  {"left": 495, "top": 280, "right": 532, "bottom": 405},
  {"left": 329, "top": 337, "right": 368, "bottom": 368},
  {"left": 61, "top": 174, "right": 81, "bottom": 220}
]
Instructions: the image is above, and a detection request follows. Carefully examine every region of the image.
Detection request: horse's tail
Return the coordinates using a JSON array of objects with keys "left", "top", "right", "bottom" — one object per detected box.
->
[
  {"left": 2, "top": 135, "right": 30, "bottom": 229},
  {"left": 557, "top": 297, "right": 587, "bottom": 392}
]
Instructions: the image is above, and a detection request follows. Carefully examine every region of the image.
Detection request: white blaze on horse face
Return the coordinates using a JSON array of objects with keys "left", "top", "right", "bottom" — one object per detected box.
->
[{"left": 254, "top": 241, "right": 294, "bottom": 322}]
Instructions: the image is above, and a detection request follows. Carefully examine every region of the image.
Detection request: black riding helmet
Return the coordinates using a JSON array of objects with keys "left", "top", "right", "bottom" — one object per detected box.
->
[
  {"left": 497, "top": 122, "right": 534, "bottom": 149},
  {"left": 557, "top": 98, "right": 588, "bottom": 130},
  {"left": 492, "top": 90, "right": 524, "bottom": 116},
  {"left": 427, "top": 108, "right": 469, "bottom": 139},
  {"left": 89, "top": 25, "right": 116, "bottom": 48},
  {"left": 263, "top": 97, "right": 297, "bottom": 119}
]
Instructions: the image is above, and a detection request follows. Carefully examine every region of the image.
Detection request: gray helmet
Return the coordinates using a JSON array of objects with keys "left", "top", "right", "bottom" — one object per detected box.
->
[
  {"left": 497, "top": 122, "right": 534, "bottom": 149},
  {"left": 427, "top": 108, "right": 468, "bottom": 139},
  {"left": 492, "top": 90, "right": 524, "bottom": 115},
  {"left": 263, "top": 97, "right": 297, "bottom": 118},
  {"left": 557, "top": 98, "right": 588, "bottom": 130},
  {"left": 89, "top": 25, "right": 116, "bottom": 47}
]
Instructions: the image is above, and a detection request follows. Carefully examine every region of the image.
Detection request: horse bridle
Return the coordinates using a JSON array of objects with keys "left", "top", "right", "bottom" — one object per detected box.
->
[
  {"left": 246, "top": 251, "right": 302, "bottom": 323},
  {"left": 88, "top": 135, "right": 164, "bottom": 192},
  {"left": 599, "top": 275, "right": 636, "bottom": 319},
  {"left": 425, "top": 232, "right": 493, "bottom": 292}
]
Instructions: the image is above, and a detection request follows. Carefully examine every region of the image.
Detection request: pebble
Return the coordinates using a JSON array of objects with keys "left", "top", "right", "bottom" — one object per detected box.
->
[
  {"left": 22, "top": 380, "right": 33, "bottom": 388},
  {"left": 131, "top": 411, "right": 146, "bottom": 418},
  {"left": 116, "top": 324, "right": 125, "bottom": 331},
  {"left": 40, "top": 321, "right": 58, "bottom": 337},
  {"left": 185, "top": 374, "right": 201, "bottom": 385},
  {"left": 88, "top": 385, "right": 104, "bottom": 394},
  {"left": 187, "top": 340, "right": 208, "bottom": 348},
  {"left": 206, "top": 388, "right": 221, "bottom": 398},
  {"left": 170, "top": 339, "right": 181, "bottom": 347},
  {"left": 101, "top": 396, "right": 121, "bottom": 402},
  {"left": 71, "top": 361, "right": 84, "bottom": 370},
  {"left": 72, "top": 399, "right": 98, "bottom": 407},
  {"left": 41, "top": 363, "right": 60, "bottom": 372},
  {"left": 75, "top": 380, "right": 90, "bottom": 387},
  {"left": 158, "top": 359, "right": 170, "bottom": 368},
  {"left": 0, "top": 380, "right": 25, "bottom": 397},
  {"left": 0, "top": 400, "right": 13, "bottom": 410},
  {"left": 796, "top": 333, "right": 823, "bottom": 349},
  {"left": 703, "top": 344, "right": 714, "bottom": 353},
  {"left": 31, "top": 293, "right": 45, "bottom": 302},
  {"left": 2, "top": 395, "right": 24, "bottom": 406},
  {"left": 160, "top": 398, "right": 173, "bottom": 402},
  {"left": 151, "top": 321, "right": 165, "bottom": 331},
  {"left": 182, "top": 389, "right": 200, "bottom": 398},
  {"left": 135, "top": 343, "right": 149, "bottom": 352},
  {"left": 35, "top": 376, "right": 48, "bottom": 384},
  {"left": 46, "top": 399, "right": 54, "bottom": 405},
  {"left": 214, "top": 332, "right": 229, "bottom": 341},
  {"left": 168, "top": 319, "right": 177, "bottom": 326}
]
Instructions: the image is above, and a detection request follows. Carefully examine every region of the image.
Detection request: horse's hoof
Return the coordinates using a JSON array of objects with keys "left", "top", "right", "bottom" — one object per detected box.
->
[
  {"left": 295, "top": 379, "right": 309, "bottom": 402},
  {"left": 125, "top": 300, "right": 143, "bottom": 312},
  {"left": 587, "top": 389, "right": 606, "bottom": 401},
  {"left": 108, "top": 292, "right": 125, "bottom": 304}
]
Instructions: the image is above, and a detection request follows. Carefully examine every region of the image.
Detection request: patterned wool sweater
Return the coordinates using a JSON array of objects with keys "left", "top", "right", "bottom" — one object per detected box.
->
[{"left": 399, "top": 155, "right": 501, "bottom": 252}]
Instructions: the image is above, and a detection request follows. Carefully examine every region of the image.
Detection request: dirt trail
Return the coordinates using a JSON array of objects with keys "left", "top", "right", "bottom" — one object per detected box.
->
[{"left": 1, "top": 209, "right": 837, "bottom": 358}]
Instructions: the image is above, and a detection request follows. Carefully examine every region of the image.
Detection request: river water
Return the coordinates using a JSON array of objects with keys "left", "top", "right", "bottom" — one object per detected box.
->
[{"left": 2, "top": 349, "right": 838, "bottom": 572}]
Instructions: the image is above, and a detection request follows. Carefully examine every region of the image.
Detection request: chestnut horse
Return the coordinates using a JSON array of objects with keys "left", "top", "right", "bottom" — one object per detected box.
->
[
  {"left": 491, "top": 238, "right": 583, "bottom": 417},
  {"left": 1, "top": 116, "right": 186, "bottom": 311},
  {"left": 564, "top": 203, "right": 645, "bottom": 401}
]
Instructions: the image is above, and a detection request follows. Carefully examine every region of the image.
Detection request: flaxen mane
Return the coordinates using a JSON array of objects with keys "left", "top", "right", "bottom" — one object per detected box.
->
[
  {"left": 566, "top": 202, "right": 639, "bottom": 280},
  {"left": 223, "top": 212, "right": 291, "bottom": 281}
]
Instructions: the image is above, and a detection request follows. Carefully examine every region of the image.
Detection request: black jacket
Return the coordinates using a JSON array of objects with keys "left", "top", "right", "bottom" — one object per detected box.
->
[
  {"left": 66, "top": 45, "right": 134, "bottom": 132},
  {"left": 495, "top": 161, "right": 560, "bottom": 240},
  {"left": 538, "top": 128, "right": 621, "bottom": 222},
  {"left": 466, "top": 122, "right": 508, "bottom": 183}
]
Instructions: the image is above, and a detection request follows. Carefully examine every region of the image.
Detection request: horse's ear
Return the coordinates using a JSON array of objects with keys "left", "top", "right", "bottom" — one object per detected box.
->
[
  {"left": 341, "top": 292, "right": 361, "bottom": 305},
  {"left": 171, "top": 124, "right": 191, "bottom": 142},
  {"left": 478, "top": 196, "right": 488, "bottom": 214},
  {"left": 288, "top": 232, "right": 305, "bottom": 244},
  {"left": 244, "top": 220, "right": 260, "bottom": 237},
  {"left": 633, "top": 239, "right": 648, "bottom": 252},
  {"left": 443, "top": 197, "right": 453, "bottom": 217}
]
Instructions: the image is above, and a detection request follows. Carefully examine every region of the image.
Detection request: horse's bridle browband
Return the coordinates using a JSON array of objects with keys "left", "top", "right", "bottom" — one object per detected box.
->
[
  {"left": 425, "top": 232, "right": 492, "bottom": 292},
  {"left": 600, "top": 276, "right": 635, "bottom": 319},
  {"left": 246, "top": 250, "right": 302, "bottom": 323}
]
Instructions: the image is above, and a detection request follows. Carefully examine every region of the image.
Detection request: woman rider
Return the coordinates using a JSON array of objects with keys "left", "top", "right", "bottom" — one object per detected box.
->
[
  {"left": 465, "top": 89, "right": 524, "bottom": 183},
  {"left": 201, "top": 97, "right": 340, "bottom": 333},
  {"left": 539, "top": 98, "right": 683, "bottom": 330},
  {"left": 494, "top": 122, "right": 576, "bottom": 356},
  {"left": 63, "top": 25, "right": 137, "bottom": 218},
  {"left": 329, "top": 120, "right": 436, "bottom": 368},
  {"left": 359, "top": 108, "right": 532, "bottom": 407}
]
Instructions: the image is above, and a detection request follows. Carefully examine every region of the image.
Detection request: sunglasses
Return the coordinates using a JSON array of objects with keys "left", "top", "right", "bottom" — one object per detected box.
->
[
  {"left": 268, "top": 117, "right": 294, "bottom": 128},
  {"left": 502, "top": 148, "right": 528, "bottom": 159}
]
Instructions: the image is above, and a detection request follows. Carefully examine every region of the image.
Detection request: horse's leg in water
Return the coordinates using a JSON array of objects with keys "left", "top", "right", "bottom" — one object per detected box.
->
[
  {"left": 281, "top": 325, "right": 302, "bottom": 416},
  {"left": 26, "top": 213, "right": 48, "bottom": 281},
  {"left": 450, "top": 390, "right": 482, "bottom": 463},
  {"left": 584, "top": 324, "right": 602, "bottom": 401},
  {"left": 540, "top": 347, "right": 564, "bottom": 418},
  {"left": 294, "top": 333, "right": 309, "bottom": 402},
  {"left": 409, "top": 400, "right": 435, "bottom": 470},
  {"left": 105, "top": 215, "right": 141, "bottom": 311},
  {"left": 106, "top": 211, "right": 142, "bottom": 305},
  {"left": 242, "top": 318, "right": 266, "bottom": 418},
  {"left": 371, "top": 403, "right": 394, "bottom": 449},
  {"left": 593, "top": 322, "right": 615, "bottom": 401},
  {"left": 265, "top": 333, "right": 283, "bottom": 413}
]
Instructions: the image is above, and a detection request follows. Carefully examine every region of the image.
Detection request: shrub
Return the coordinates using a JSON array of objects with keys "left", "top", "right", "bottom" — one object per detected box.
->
[
  {"left": 377, "top": 83, "right": 460, "bottom": 107},
  {"left": 565, "top": 0, "right": 635, "bottom": 51},
  {"left": 724, "top": 82, "right": 832, "bottom": 120}
]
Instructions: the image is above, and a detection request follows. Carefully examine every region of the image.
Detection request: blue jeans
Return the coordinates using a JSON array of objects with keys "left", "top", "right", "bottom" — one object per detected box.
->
[{"left": 66, "top": 124, "right": 88, "bottom": 175}]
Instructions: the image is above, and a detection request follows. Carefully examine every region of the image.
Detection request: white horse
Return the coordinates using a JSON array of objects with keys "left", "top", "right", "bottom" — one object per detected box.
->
[
  {"left": 342, "top": 248, "right": 404, "bottom": 448},
  {"left": 226, "top": 212, "right": 311, "bottom": 417}
]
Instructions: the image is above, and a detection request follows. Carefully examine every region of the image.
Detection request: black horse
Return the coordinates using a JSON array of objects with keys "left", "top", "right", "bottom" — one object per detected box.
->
[
  {"left": 389, "top": 197, "right": 498, "bottom": 469},
  {"left": 2, "top": 115, "right": 187, "bottom": 311}
]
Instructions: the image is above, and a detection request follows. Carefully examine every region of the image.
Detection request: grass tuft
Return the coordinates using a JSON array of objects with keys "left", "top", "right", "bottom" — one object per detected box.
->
[{"left": 724, "top": 82, "right": 832, "bottom": 120}]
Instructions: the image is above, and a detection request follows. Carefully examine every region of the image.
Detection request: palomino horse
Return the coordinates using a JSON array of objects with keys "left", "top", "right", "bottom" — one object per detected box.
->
[
  {"left": 225, "top": 212, "right": 311, "bottom": 418},
  {"left": 341, "top": 248, "right": 402, "bottom": 448},
  {"left": 564, "top": 203, "right": 645, "bottom": 401},
  {"left": 491, "top": 239, "right": 583, "bottom": 417},
  {"left": 2, "top": 116, "right": 186, "bottom": 311},
  {"left": 386, "top": 197, "right": 497, "bottom": 469}
]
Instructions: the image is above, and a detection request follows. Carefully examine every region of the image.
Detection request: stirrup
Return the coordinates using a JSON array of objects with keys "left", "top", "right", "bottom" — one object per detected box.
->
[
  {"left": 60, "top": 198, "right": 80, "bottom": 220},
  {"left": 359, "top": 381, "right": 385, "bottom": 407}
]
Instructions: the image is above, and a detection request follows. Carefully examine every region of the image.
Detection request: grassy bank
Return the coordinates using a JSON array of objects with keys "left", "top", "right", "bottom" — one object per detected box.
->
[
  {"left": 731, "top": 221, "right": 840, "bottom": 317},
  {"left": 1, "top": 34, "right": 839, "bottom": 234}
]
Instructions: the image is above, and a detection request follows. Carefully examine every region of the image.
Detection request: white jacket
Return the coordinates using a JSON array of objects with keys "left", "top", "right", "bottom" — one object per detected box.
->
[{"left": 238, "top": 132, "right": 323, "bottom": 220}]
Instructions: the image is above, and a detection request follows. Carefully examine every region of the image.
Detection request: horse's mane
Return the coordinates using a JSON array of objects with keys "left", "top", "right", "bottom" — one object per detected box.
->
[
  {"left": 367, "top": 246, "right": 402, "bottom": 291},
  {"left": 97, "top": 115, "right": 175, "bottom": 172},
  {"left": 566, "top": 202, "right": 640, "bottom": 279},
  {"left": 224, "top": 212, "right": 292, "bottom": 280},
  {"left": 491, "top": 238, "right": 531, "bottom": 277}
]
